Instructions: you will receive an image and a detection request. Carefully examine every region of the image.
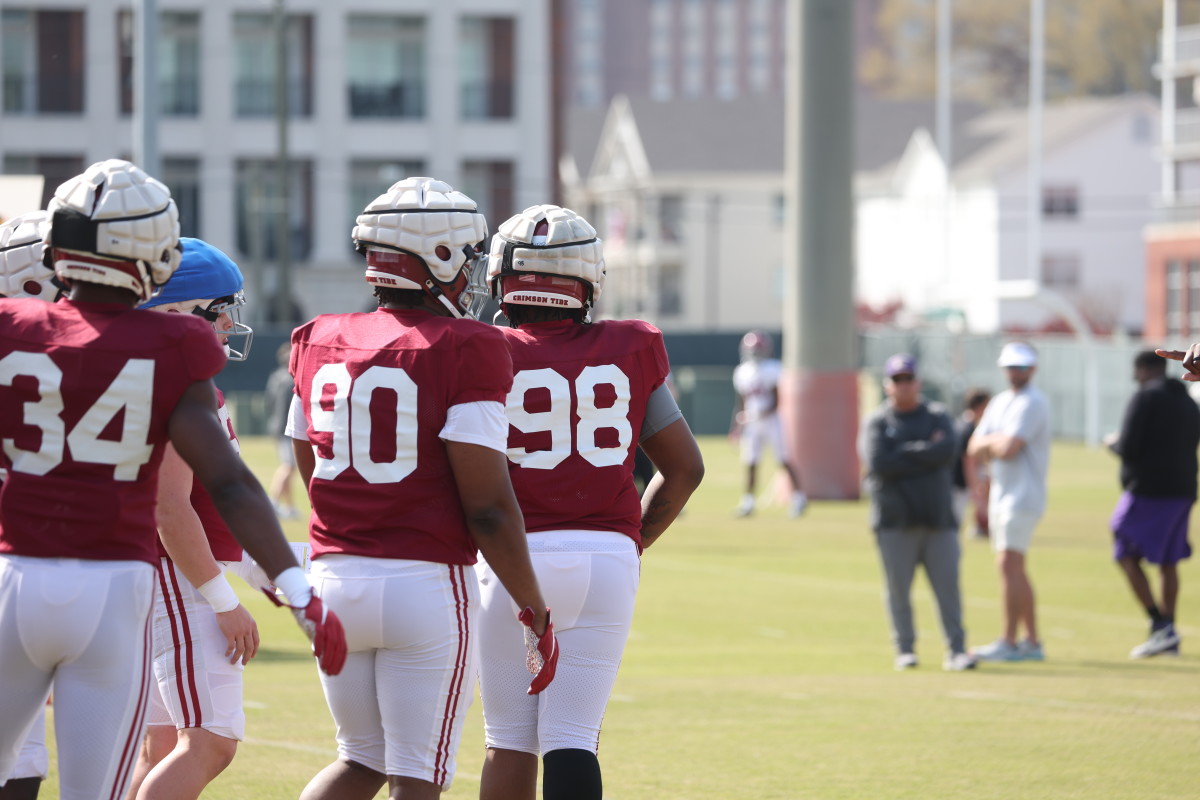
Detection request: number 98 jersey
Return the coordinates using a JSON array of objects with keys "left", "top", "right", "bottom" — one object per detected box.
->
[
  {"left": 290, "top": 309, "right": 514, "bottom": 565},
  {"left": 499, "top": 318, "right": 670, "bottom": 547},
  {"left": 0, "top": 298, "right": 226, "bottom": 564}
]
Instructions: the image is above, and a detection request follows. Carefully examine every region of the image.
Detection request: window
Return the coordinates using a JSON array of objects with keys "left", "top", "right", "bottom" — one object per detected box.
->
[
  {"left": 348, "top": 159, "right": 425, "bottom": 242},
  {"left": 234, "top": 13, "right": 313, "bottom": 118},
  {"left": 162, "top": 158, "right": 201, "bottom": 239},
  {"left": 234, "top": 159, "right": 313, "bottom": 262},
  {"left": 659, "top": 194, "right": 683, "bottom": 243},
  {"left": 658, "top": 261, "right": 682, "bottom": 316},
  {"left": 460, "top": 17, "right": 515, "bottom": 120},
  {"left": 1041, "top": 254, "right": 1080, "bottom": 290},
  {"left": 681, "top": 0, "right": 705, "bottom": 97},
  {"left": 1167, "top": 260, "right": 1184, "bottom": 336},
  {"left": 572, "top": 0, "right": 604, "bottom": 107},
  {"left": 460, "top": 160, "right": 514, "bottom": 226},
  {"left": 1042, "top": 185, "right": 1079, "bottom": 219},
  {"left": 650, "top": 0, "right": 673, "bottom": 100},
  {"left": 3, "top": 153, "right": 86, "bottom": 208},
  {"left": 117, "top": 11, "right": 201, "bottom": 116},
  {"left": 346, "top": 16, "right": 425, "bottom": 119},
  {"left": 714, "top": 0, "right": 739, "bottom": 99},
  {"left": 2, "top": 9, "right": 85, "bottom": 114},
  {"left": 747, "top": 0, "right": 772, "bottom": 93}
]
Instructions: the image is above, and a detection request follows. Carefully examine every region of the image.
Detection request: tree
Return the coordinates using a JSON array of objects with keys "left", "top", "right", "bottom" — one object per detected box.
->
[{"left": 860, "top": 0, "right": 1164, "bottom": 106}]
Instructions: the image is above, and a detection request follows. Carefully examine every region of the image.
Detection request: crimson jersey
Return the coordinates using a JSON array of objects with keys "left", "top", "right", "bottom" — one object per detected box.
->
[
  {"left": 499, "top": 319, "right": 670, "bottom": 546},
  {"left": 0, "top": 298, "right": 225, "bottom": 564},
  {"left": 153, "top": 388, "right": 243, "bottom": 562},
  {"left": 291, "top": 308, "right": 514, "bottom": 565}
]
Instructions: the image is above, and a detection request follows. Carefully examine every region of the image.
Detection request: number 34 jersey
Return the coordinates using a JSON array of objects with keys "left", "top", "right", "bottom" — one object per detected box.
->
[
  {"left": 0, "top": 298, "right": 226, "bottom": 564},
  {"left": 290, "top": 308, "right": 514, "bottom": 566},
  {"left": 499, "top": 319, "right": 670, "bottom": 548}
]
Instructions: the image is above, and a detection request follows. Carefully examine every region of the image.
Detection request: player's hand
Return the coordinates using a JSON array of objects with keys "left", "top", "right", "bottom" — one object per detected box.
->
[
  {"left": 519, "top": 607, "right": 558, "bottom": 695},
  {"left": 265, "top": 588, "right": 348, "bottom": 675},
  {"left": 1157, "top": 345, "right": 1200, "bottom": 381},
  {"left": 215, "top": 604, "right": 260, "bottom": 665},
  {"left": 292, "top": 594, "right": 347, "bottom": 676}
]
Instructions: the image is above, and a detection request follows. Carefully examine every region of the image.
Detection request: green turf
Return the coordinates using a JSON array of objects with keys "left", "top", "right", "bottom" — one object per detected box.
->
[{"left": 39, "top": 436, "right": 1200, "bottom": 798}]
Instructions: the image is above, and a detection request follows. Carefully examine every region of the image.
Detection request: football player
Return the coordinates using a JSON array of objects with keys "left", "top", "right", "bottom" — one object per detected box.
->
[
  {"left": 474, "top": 205, "right": 704, "bottom": 800},
  {"left": 0, "top": 160, "right": 345, "bottom": 800},
  {"left": 286, "top": 177, "right": 556, "bottom": 800},
  {"left": 0, "top": 211, "right": 54, "bottom": 800},
  {"left": 730, "top": 329, "right": 808, "bottom": 517},
  {"left": 123, "top": 238, "right": 268, "bottom": 800}
]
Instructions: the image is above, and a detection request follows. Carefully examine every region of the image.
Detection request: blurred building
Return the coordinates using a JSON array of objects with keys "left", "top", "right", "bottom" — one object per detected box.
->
[
  {"left": 0, "top": 0, "right": 552, "bottom": 321},
  {"left": 566, "top": 92, "right": 1158, "bottom": 335},
  {"left": 1144, "top": 1, "right": 1200, "bottom": 342},
  {"left": 562, "top": 0, "right": 882, "bottom": 108}
]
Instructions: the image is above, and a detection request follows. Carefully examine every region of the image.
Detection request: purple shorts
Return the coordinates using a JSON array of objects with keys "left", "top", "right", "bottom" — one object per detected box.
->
[{"left": 1110, "top": 492, "right": 1193, "bottom": 565}]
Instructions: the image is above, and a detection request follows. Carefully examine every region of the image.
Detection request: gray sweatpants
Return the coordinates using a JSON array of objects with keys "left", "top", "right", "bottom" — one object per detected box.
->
[{"left": 874, "top": 526, "right": 966, "bottom": 655}]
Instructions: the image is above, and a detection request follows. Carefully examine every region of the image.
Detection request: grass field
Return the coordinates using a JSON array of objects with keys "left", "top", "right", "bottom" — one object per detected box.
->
[{"left": 39, "top": 436, "right": 1200, "bottom": 799}]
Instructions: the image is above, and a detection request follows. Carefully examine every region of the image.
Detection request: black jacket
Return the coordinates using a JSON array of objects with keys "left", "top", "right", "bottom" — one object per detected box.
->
[
  {"left": 1113, "top": 377, "right": 1200, "bottom": 498},
  {"left": 863, "top": 401, "right": 958, "bottom": 532}
]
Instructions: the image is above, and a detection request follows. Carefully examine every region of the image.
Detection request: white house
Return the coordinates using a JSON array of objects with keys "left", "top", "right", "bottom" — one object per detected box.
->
[{"left": 565, "top": 92, "right": 1160, "bottom": 335}]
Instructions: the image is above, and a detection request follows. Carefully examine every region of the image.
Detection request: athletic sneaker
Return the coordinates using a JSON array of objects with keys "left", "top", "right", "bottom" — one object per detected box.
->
[
  {"left": 734, "top": 496, "right": 755, "bottom": 518},
  {"left": 789, "top": 492, "right": 808, "bottom": 518},
  {"left": 1130, "top": 626, "right": 1181, "bottom": 659},
  {"left": 1016, "top": 639, "right": 1045, "bottom": 661},
  {"left": 894, "top": 652, "right": 918, "bottom": 670},
  {"left": 972, "top": 638, "right": 1022, "bottom": 662},
  {"left": 943, "top": 652, "right": 978, "bottom": 671}
]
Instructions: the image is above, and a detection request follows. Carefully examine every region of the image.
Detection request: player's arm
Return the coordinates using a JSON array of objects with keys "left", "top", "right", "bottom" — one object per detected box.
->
[
  {"left": 447, "top": 441, "right": 546, "bottom": 625},
  {"left": 1157, "top": 345, "right": 1200, "bottom": 381},
  {"left": 639, "top": 417, "right": 704, "bottom": 550},
  {"left": 168, "top": 379, "right": 346, "bottom": 675},
  {"left": 156, "top": 442, "right": 259, "bottom": 664},
  {"left": 286, "top": 391, "right": 316, "bottom": 487}
]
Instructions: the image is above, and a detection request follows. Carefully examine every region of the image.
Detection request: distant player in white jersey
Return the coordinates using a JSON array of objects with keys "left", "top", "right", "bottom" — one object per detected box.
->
[
  {"left": 730, "top": 330, "right": 807, "bottom": 517},
  {"left": 0, "top": 211, "right": 56, "bottom": 800},
  {"left": 123, "top": 238, "right": 270, "bottom": 800},
  {"left": 474, "top": 205, "right": 704, "bottom": 800},
  {"left": 0, "top": 160, "right": 345, "bottom": 800}
]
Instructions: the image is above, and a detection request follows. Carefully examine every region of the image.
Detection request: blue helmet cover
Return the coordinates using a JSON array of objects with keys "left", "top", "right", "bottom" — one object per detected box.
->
[{"left": 140, "top": 237, "right": 243, "bottom": 309}]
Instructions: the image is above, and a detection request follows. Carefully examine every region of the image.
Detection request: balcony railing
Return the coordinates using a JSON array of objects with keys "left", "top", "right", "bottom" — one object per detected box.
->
[
  {"left": 236, "top": 79, "right": 311, "bottom": 117},
  {"left": 460, "top": 81, "right": 513, "bottom": 120}
]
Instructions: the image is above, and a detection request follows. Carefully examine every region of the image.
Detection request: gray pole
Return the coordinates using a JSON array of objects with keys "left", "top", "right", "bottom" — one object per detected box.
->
[
  {"left": 133, "top": 0, "right": 160, "bottom": 178},
  {"left": 1027, "top": 0, "right": 1044, "bottom": 284},
  {"left": 274, "top": 0, "right": 293, "bottom": 325},
  {"left": 779, "top": 0, "right": 859, "bottom": 499}
]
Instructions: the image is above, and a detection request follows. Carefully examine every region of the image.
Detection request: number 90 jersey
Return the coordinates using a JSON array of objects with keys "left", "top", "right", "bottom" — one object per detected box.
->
[
  {"left": 0, "top": 298, "right": 226, "bottom": 564},
  {"left": 290, "top": 309, "right": 514, "bottom": 565},
  {"left": 499, "top": 319, "right": 670, "bottom": 547}
]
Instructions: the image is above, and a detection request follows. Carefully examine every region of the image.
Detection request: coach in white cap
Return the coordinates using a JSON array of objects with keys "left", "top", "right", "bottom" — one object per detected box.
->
[{"left": 967, "top": 342, "right": 1052, "bottom": 663}]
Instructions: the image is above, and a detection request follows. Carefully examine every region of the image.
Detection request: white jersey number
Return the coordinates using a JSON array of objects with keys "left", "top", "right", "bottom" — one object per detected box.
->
[
  {"left": 308, "top": 363, "right": 418, "bottom": 484},
  {"left": 507, "top": 364, "right": 632, "bottom": 470},
  {"left": 0, "top": 352, "right": 155, "bottom": 480}
]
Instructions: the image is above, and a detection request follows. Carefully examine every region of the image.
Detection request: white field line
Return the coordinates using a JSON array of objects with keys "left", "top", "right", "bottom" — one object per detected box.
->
[{"left": 948, "top": 690, "right": 1200, "bottom": 722}]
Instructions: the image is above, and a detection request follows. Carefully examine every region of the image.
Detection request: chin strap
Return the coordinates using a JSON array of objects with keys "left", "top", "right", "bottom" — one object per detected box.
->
[{"left": 425, "top": 279, "right": 464, "bottom": 318}]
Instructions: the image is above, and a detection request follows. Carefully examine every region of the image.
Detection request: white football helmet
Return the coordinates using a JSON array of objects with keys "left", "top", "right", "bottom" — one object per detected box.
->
[
  {"left": 351, "top": 176, "right": 488, "bottom": 318},
  {"left": 0, "top": 211, "right": 57, "bottom": 300},
  {"left": 46, "top": 159, "right": 181, "bottom": 302},
  {"left": 485, "top": 204, "right": 604, "bottom": 319},
  {"left": 740, "top": 330, "right": 773, "bottom": 361}
]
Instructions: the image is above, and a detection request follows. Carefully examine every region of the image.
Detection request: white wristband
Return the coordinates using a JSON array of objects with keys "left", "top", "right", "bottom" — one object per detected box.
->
[
  {"left": 197, "top": 573, "right": 240, "bottom": 614},
  {"left": 273, "top": 566, "right": 313, "bottom": 608}
]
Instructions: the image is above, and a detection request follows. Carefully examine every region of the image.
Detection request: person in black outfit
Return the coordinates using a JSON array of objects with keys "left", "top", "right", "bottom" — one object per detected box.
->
[
  {"left": 1105, "top": 350, "right": 1200, "bottom": 658},
  {"left": 952, "top": 389, "right": 991, "bottom": 540}
]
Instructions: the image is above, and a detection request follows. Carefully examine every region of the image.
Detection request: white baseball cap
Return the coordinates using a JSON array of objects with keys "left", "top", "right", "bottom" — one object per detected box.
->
[{"left": 998, "top": 342, "right": 1038, "bottom": 368}]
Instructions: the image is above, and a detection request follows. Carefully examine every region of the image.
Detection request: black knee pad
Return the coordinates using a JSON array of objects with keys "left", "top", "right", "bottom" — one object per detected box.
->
[{"left": 542, "top": 748, "right": 602, "bottom": 800}]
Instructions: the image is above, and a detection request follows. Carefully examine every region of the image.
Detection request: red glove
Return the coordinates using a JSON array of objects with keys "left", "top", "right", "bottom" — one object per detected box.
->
[
  {"left": 519, "top": 607, "right": 559, "bottom": 695},
  {"left": 263, "top": 589, "right": 347, "bottom": 676}
]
